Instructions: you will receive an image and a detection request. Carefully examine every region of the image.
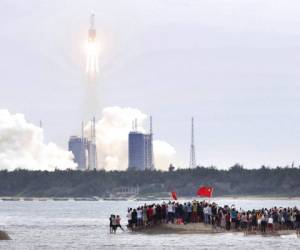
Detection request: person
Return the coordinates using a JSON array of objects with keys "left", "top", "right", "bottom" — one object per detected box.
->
[
  {"left": 257, "top": 212, "right": 262, "bottom": 231},
  {"left": 231, "top": 208, "right": 237, "bottom": 229},
  {"left": 127, "top": 208, "right": 132, "bottom": 228},
  {"left": 236, "top": 211, "right": 241, "bottom": 230},
  {"left": 225, "top": 212, "right": 231, "bottom": 231},
  {"left": 192, "top": 200, "right": 198, "bottom": 222},
  {"left": 241, "top": 212, "right": 247, "bottom": 233},
  {"left": 296, "top": 211, "right": 300, "bottom": 236},
  {"left": 161, "top": 202, "right": 167, "bottom": 223},
  {"left": 187, "top": 202, "right": 192, "bottom": 223},
  {"left": 147, "top": 206, "right": 153, "bottom": 225},
  {"left": 260, "top": 214, "right": 267, "bottom": 234},
  {"left": 207, "top": 205, "right": 212, "bottom": 224},
  {"left": 111, "top": 215, "right": 117, "bottom": 234},
  {"left": 137, "top": 207, "right": 143, "bottom": 227},
  {"left": 167, "top": 202, "right": 174, "bottom": 223},
  {"left": 203, "top": 205, "right": 209, "bottom": 224},
  {"left": 132, "top": 208, "right": 137, "bottom": 227},
  {"left": 116, "top": 215, "right": 125, "bottom": 231},
  {"left": 143, "top": 205, "right": 148, "bottom": 226},
  {"left": 251, "top": 211, "right": 257, "bottom": 231},
  {"left": 109, "top": 214, "right": 113, "bottom": 233},
  {"left": 220, "top": 210, "right": 226, "bottom": 229},
  {"left": 268, "top": 215, "right": 274, "bottom": 233}
]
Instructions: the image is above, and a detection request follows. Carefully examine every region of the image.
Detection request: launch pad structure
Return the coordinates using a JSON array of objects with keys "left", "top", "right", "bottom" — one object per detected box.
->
[{"left": 68, "top": 117, "right": 97, "bottom": 171}]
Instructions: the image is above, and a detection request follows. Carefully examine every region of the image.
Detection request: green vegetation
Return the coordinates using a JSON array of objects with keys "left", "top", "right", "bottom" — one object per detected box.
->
[{"left": 0, "top": 165, "right": 299, "bottom": 197}]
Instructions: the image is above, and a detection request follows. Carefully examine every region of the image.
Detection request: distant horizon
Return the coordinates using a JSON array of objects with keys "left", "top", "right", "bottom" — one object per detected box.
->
[{"left": 1, "top": 163, "right": 299, "bottom": 172}]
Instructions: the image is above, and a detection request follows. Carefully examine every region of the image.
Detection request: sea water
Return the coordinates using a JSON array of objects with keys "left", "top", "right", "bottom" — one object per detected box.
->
[{"left": 0, "top": 199, "right": 299, "bottom": 250}]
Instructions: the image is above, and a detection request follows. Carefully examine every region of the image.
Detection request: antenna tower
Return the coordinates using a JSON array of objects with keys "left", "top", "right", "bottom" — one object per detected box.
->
[
  {"left": 93, "top": 117, "right": 97, "bottom": 168},
  {"left": 189, "top": 117, "right": 196, "bottom": 168},
  {"left": 92, "top": 117, "right": 96, "bottom": 144},
  {"left": 81, "top": 121, "right": 84, "bottom": 140},
  {"left": 150, "top": 115, "right": 154, "bottom": 169}
]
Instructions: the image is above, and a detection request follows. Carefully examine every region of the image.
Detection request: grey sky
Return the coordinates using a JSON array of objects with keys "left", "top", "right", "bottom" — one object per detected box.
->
[{"left": 1, "top": 0, "right": 300, "bottom": 168}]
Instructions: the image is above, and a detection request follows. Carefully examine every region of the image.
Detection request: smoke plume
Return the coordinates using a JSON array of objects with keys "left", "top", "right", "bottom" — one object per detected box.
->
[
  {"left": 0, "top": 110, "right": 76, "bottom": 171},
  {"left": 85, "top": 106, "right": 176, "bottom": 171}
]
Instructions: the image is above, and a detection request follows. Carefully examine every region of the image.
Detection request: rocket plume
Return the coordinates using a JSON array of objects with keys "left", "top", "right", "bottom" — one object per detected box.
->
[
  {"left": 84, "top": 106, "right": 176, "bottom": 171},
  {"left": 0, "top": 110, "right": 76, "bottom": 171}
]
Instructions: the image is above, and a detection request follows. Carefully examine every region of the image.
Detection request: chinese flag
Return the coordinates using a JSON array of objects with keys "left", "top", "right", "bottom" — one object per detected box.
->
[
  {"left": 171, "top": 191, "right": 177, "bottom": 200},
  {"left": 197, "top": 186, "right": 213, "bottom": 198}
]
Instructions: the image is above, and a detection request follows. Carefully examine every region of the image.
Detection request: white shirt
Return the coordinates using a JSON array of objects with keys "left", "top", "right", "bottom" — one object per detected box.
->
[{"left": 137, "top": 210, "right": 142, "bottom": 219}]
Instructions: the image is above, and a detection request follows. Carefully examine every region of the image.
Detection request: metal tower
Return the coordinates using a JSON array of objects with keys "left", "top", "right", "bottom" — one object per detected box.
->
[
  {"left": 92, "top": 117, "right": 97, "bottom": 169},
  {"left": 149, "top": 115, "right": 155, "bottom": 170},
  {"left": 189, "top": 117, "right": 196, "bottom": 168},
  {"left": 92, "top": 117, "right": 96, "bottom": 144},
  {"left": 87, "top": 117, "right": 97, "bottom": 170},
  {"left": 81, "top": 121, "right": 85, "bottom": 141}
]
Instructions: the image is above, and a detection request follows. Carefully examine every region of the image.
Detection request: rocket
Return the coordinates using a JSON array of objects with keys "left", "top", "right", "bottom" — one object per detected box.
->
[
  {"left": 86, "top": 14, "right": 99, "bottom": 74},
  {"left": 88, "top": 14, "right": 96, "bottom": 42}
]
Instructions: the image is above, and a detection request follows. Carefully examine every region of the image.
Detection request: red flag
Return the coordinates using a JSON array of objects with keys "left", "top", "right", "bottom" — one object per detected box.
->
[
  {"left": 197, "top": 186, "right": 213, "bottom": 198},
  {"left": 171, "top": 191, "right": 177, "bottom": 200}
]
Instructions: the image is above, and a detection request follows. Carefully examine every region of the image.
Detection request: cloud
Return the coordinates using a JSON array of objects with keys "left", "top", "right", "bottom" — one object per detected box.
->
[
  {"left": 153, "top": 140, "right": 177, "bottom": 171},
  {"left": 85, "top": 106, "right": 176, "bottom": 171},
  {"left": 0, "top": 110, "right": 76, "bottom": 171},
  {"left": 0, "top": 107, "right": 176, "bottom": 171}
]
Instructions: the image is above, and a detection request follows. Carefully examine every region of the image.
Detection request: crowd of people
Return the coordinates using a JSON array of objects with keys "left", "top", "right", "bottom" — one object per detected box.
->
[{"left": 126, "top": 200, "right": 300, "bottom": 235}]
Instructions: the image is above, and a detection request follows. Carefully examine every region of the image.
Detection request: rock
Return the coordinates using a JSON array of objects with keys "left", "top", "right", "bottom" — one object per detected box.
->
[
  {"left": 0, "top": 230, "right": 11, "bottom": 240},
  {"left": 131, "top": 224, "right": 297, "bottom": 236},
  {"left": 131, "top": 223, "right": 224, "bottom": 234}
]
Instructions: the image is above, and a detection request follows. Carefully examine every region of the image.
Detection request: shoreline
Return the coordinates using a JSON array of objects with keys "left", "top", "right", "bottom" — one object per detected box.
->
[{"left": 0, "top": 196, "right": 300, "bottom": 202}]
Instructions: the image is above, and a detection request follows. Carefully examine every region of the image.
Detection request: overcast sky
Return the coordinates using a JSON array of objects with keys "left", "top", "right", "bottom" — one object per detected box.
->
[{"left": 1, "top": 0, "right": 300, "bottom": 168}]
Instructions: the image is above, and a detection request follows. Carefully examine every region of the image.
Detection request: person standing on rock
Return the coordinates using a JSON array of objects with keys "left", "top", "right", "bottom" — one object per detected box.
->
[
  {"left": 109, "top": 214, "right": 114, "bottom": 233},
  {"left": 225, "top": 212, "right": 231, "bottom": 231},
  {"left": 111, "top": 215, "right": 117, "bottom": 234},
  {"left": 261, "top": 214, "right": 267, "bottom": 234},
  {"left": 296, "top": 211, "right": 300, "bottom": 236},
  {"left": 116, "top": 215, "right": 125, "bottom": 232},
  {"left": 267, "top": 215, "right": 274, "bottom": 233}
]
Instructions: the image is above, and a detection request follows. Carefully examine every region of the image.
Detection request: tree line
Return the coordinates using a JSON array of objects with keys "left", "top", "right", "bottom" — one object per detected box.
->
[{"left": 0, "top": 165, "right": 299, "bottom": 197}]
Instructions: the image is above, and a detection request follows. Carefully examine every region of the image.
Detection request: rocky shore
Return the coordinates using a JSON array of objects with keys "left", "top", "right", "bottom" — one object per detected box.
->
[
  {"left": 131, "top": 223, "right": 297, "bottom": 236},
  {"left": 0, "top": 230, "right": 10, "bottom": 240}
]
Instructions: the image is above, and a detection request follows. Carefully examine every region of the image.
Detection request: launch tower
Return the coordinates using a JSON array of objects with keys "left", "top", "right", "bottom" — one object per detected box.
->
[{"left": 189, "top": 117, "right": 196, "bottom": 168}]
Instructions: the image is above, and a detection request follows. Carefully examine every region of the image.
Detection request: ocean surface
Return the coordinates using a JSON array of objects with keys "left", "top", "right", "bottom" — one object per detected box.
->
[{"left": 0, "top": 198, "right": 299, "bottom": 250}]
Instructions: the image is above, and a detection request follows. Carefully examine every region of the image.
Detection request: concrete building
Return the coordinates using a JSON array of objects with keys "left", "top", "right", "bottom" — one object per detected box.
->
[
  {"left": 68, "top": 136, "right": 86, "bottom": 170},
  {"left": 128, "top": 129, "right": 154, "bottom": 170}
]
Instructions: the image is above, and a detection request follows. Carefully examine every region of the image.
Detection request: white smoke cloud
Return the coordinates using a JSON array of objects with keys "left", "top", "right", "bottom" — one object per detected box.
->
[
  {"left": 85, "top": 106, "right": 176, "bottom": 171},
  {"left": 0, "top": 110, "right": 76, "bottom": 171},
  {"left": 153, "top": 140, "right": 176, "bottom": 171}
]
